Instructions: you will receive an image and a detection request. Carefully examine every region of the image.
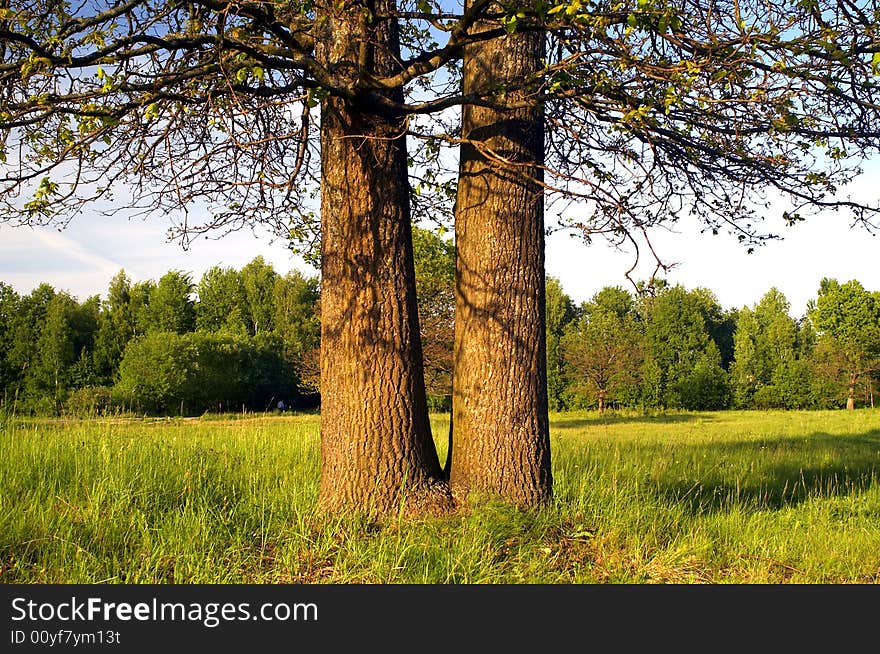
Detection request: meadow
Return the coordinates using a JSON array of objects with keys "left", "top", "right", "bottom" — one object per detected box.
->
[{"left": 1, "top": 410, "right": 878, "bottom": 584}]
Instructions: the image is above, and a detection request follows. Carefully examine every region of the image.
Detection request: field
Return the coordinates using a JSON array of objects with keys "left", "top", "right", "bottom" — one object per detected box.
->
[{"left": 1, "top": 410, "right": 878, "bottom": 584}]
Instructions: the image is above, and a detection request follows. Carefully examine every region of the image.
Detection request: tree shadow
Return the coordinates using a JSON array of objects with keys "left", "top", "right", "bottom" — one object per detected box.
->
[{"left": 644, "top": 429, "right": 880, "bottom": 514}]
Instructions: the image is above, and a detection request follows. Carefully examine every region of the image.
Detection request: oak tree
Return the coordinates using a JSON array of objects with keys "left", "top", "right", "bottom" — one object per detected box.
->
[{"left": 4, "top": 0, "right": 880, "bottom": 511}]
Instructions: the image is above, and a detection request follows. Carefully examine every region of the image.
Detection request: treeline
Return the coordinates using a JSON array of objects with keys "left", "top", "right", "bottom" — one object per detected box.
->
[
  {"left": 1, "top": 228, "right": 878, "bottom": 415},
  {"left": 546, "top": 278, "right": 880, "bottom": 412},
  {"left": 0, "top": 256, "right": 320, "bottom": 415}
]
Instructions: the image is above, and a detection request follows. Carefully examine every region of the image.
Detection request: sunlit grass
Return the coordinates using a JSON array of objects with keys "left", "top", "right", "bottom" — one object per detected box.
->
[{"left": 1, "top": 410, "right": 878, "bottom": 583}]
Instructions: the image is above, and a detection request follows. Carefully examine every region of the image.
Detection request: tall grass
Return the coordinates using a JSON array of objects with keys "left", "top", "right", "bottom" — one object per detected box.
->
[{"left": 1, "top": 410, "right": 878, "bottom": 583}]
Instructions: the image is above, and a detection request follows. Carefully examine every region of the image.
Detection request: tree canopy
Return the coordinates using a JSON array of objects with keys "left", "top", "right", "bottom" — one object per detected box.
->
[{"left": 2, "top": 0, "right": 879, "bottom": 249}]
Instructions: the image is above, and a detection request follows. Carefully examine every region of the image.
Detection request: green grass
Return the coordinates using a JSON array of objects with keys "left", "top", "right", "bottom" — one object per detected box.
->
[{"left": 1, "top": 410, "right": 878, "bottom": 583}]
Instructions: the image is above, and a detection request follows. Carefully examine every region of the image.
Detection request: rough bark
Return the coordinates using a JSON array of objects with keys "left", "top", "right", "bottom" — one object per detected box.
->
[
  {"left": 450, "top": 17, "right": 552, "bottom": 505},
  {"left": 315, "top": 3, "right": 450, "bottom": 515}
]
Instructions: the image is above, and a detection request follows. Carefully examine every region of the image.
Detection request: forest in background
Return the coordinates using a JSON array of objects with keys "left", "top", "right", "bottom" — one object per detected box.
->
[{"left": 1, "top": 227, "right": 878, "bottom": 416}]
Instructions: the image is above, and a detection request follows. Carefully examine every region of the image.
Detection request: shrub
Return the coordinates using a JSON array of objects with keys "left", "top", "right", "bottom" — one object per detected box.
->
[
  {"left": 64, "top": 386, "right": 114, "bottom": 417},
  {"left": 115, "top": 331, "right": 296, "bottom": 415}
]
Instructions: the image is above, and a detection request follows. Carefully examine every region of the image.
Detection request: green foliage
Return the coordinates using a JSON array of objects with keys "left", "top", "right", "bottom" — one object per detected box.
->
[
  {"left": 562, "top": 286, "right": 644, "bottom": 411},
  {"left": 545, "top": 277, "right": 577, "bottom": 411},
  {"left": 240, "top": 257, "right": 278, "bottom": 336},
  {"left": 273, "top": 270, "right": 321, "bottom": 392},
  {"left": 0, "top": 282, "right": 20, "bottom": 394},
  {"left": 24, "top": 291, "right": 100, "bottom": 411},
  {"left": 65, "top": 386, "right": 114, "bottom": 417},
  {"left": 667, "top": 343, "right": 730, "bottom": 410},
  {"left": 92, "top": 271, "right": 135, "bottom": 384},
  {"left": 2, "top": 269, "right": 878, "bottom": 416},
  {"left": 143, "top": 270, "right": 196, "bottom": 334},
  {"left": 811, "top": 279, "right": 880, "bottom": 408},
  {"left": 197, "top": 266, "right": 247, "bottom": 334},
  {"left": 412, "top": 227, "right": 455, "bottom": 403},
  {"left": 115, "top": 331, "right": 295, "bottom": 415},
  {"left": 641, "top": 285, "right": 731, "bottom": 410}
]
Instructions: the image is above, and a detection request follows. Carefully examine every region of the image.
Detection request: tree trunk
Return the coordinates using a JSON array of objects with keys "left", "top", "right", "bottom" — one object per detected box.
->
[
  {"left": 315, "top": 3, "right": 450, "bottom": 515},
  {"left": 847, "top": 370, "right": 856, "bottom": 410},
  {"left": 597, "top": 389, "right": 606, "bottom": 414},
  {"left": 450, "top": 16, "right": 551, "bottom": 505}
]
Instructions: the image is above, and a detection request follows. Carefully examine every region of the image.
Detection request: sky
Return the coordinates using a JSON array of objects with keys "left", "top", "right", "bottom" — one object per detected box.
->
[{"left": 1, "top": 179, "right": 877, "bottom": 320}]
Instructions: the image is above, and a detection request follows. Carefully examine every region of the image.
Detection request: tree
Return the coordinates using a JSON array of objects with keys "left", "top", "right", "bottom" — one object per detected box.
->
[
  {"left": 562, "top": 286, "right": 644, "bottom": 412},
  {"left": 4, "top": 0, "right": 880, "bottom": 512},
  {"left": 4, "top": 284, "right": 55, "bottom": 408},
  {"left": 411, "top": 227, "right": 455, "bottom": 409},
  {"left": 93, "top": 270, "right": 136, "bottom": 383},
  {"left": 28, "top": 291, "right": 100, "bottom": 411},
  {"left": 196, "top": 266, "right": 247, "bottom": 334},
  {"left": 116, "top": 331, "right": 295, "bottom": 415},
  {"left": 731, "top": 288, "right": 800, "bottom": 407},
  {"left": 451, "top": 6, "right": 550, "bottom": 505},
  {"left": 0, "top": 282, "right": 19, "bottom": 398},
  {"left": 129, "top": 280, "right": 156, "bottom": 338},
  {"left": 811, "top": 279, "right": 880, "bottom": 410},
  {"left": 240, "top": 256, "right": 277, "bottom": 336},
  {"left": 641, "top": 285, "right": 729, "bottom": 409},
  {"left": 545, "top": 276, "right": 577, "bottom": 411},
  {"left": 273, "top": 270, "right": 321, "bottom": 393},
  {"left": 143, "top": 270, "right": 196, "bottom": 334}
]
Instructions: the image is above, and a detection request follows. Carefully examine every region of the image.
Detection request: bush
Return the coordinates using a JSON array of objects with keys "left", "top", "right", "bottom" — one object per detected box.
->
[
  {"left": 64, "top": 386, "right": 114, "bottom": 417},
  {"left": 115, "top": 331, "right": 296, "bottom": 415},
  {"left": 426, "top": 394, "right": 451, "bottom": 412},
  {"left": 668, "top": 356, "right": 731, "bottom": 410}
]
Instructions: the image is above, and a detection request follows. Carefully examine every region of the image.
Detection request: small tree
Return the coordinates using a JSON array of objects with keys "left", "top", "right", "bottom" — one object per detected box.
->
[
  {"left": 562, "top": 287, "right": 644, "bottom": 412},
  {"left": 811, "top": 279, "right": 880, "bottom": 410}
]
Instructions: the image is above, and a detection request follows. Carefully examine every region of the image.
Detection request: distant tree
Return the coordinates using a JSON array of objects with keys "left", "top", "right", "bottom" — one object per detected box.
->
[
  {"left": 0, "top": 282, "right": 19, "bottom": 397},
  {"left": 116, "top": 331, "right": 294, "bottom": 415},
  {"left": 811, "top": 279, "right": 880, "bottom": 410},
  {"left": 93, "top": 270, "right": 136, "bottom": 383},
  {"left": 731, "top": 307, "right": 761, "bottom": 407},
  {"left": 196, "top": 266, "right": 247, "bottom": 334},
  {"left": 562, "top": 287, "right": 644, "bottom": 412},
  {"left": 731, "top": 288, "right": 799, "bottom": 407},
  {"left": 545, "top": 276, "right": 577, "bottom": 412},
  {"left": 115, "top": 332, "right": 193, "bottom": 414},
  {"left": 29, "top": 292, "right": 99, "bottom": 410},
  {"left": 5, "top": 284, "right": 55, "bottom": 406},
  {"left": 688, "top": 288, "right": 737, "bottom": 370},
  {"left": 143, "top": 271, "right": 196, "bottom": 334},
  {"left": 412, "top": 227, "right": 454, "bottom": 409},
  {"left": 273, "top": 270, "right": 321, "bottom": 393},
  {"left": 641, "top": 285, "right": 729, "bottom": 409},
  {"left": 67, "top": 295, "right": 102, "bottom": 389},
  {"left": 754, "top": 289, "right": 798, "bottom": 374},
  {"left": 129, "top": 280, "right": 155, "bottom": 337},
  {"left": 240, "top": 257, "right": 277, "bottom": 336}
]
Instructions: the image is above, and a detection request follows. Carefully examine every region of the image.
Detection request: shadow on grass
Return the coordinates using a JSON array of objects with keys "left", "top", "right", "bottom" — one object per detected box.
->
[
  {"left": 643, "top": 429, "right": 880, "bottom": 514},
  {"left": 551, "top": 413, "right": 712, "bottom": 430}
]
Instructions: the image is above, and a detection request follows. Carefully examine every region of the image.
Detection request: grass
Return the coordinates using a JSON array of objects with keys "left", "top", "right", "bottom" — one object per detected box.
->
[{"left": 1, "top": 410, "right": 878, "bottom": 583}]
